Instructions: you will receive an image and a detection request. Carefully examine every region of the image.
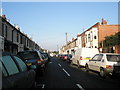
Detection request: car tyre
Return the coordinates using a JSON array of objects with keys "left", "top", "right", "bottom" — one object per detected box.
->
[
  {"left": 85, "top": 64, "right": 89, "bottom": 72},
  {"left": 100, "top": 68, "right": 106, "bottom": 78},
  {"left": 77, "top": 61, "right": 81, "bottom": 68},
  {"left": 71, "top": 61, "right": 74, "bottom": 65},
  {"left": 32, "top": 81, "right": 37, "bottom": 88}
]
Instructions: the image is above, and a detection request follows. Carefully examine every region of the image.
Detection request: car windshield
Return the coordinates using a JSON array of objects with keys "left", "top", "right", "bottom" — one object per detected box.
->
[
  {"left": 18, "top": 52, "right": 38, "bottom": 60},
  {"left": 107, "top": 55, "right": 120, "bottom": 62},
  {"left": 42, "top": 53, "right": 48, "bottom": 58}
]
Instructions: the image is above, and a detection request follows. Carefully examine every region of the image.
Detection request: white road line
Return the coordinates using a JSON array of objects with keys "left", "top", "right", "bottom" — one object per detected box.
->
[
  {"left": 76, "top": 84, "right": 84, "bottom": 90},
  {"left": 42, "top": 84, "right": 45, "bottom": 88},
  {"left": 62, "top": 68, "right": 70, "bottom": 77},
  {"left": 49, "top": 62, "right": 52, "bottom": 64},
  {"left": 58, "top": 63, "right": 62, "bottom": 67}
]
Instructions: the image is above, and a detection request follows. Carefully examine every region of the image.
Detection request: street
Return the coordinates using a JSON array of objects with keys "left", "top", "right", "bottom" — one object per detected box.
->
[{"left": 36, "top": 57, "right": 120, "bottom": 89}]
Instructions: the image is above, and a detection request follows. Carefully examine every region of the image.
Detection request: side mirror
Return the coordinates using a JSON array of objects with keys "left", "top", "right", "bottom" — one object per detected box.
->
[
  {"left": 89, "top": 59, "right": 91, "bottom": 61},
  {"left": 29, "top": 65, "right": 37, "bottom": 69},
  {"left": 101, "top": 59, "right": 104, "bottom": 62}
]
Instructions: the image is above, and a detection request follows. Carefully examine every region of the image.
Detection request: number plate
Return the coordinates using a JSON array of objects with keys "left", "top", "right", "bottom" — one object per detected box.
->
[{"left": 27, "top": 63, "right": 32, "bottom": 66}]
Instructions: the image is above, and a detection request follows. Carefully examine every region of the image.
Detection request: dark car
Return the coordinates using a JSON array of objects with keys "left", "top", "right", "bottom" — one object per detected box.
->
[
  {"left": 41, "top": 52, "right": 51, "bottom": 63},
  {"left": 17, "top": 50, "right": 45, "bottom": 74},
  {"left": 66, "top": 54, "right": 72, "bottom": 62},
  {"left": 61, "top": 54, "right": 72, "bottom": 62},
  {"left": 1, "top": 52, "right": 36, "bottom": 89}
]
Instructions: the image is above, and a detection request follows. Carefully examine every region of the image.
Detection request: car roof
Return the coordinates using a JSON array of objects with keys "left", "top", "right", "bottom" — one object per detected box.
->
[
  {"left": 17, "top": 50, "right": 39, "bottom": 53},
  {"left": 2, "top": 52, "right": 14, "bottom": 56},
  {"left": 99, "top": 53, "right": 120, "bottom": 55}
]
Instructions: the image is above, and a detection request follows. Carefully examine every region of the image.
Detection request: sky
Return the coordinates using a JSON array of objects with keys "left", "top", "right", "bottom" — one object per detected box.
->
[{"left": 1, "top": 1, "right": 119, "bottom": 51}]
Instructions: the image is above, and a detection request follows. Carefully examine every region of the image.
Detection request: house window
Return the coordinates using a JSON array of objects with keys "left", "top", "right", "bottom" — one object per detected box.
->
[
  {"left": 2, "top": 23, "right": 4, "bottom": 37},
  {"left": 20, "top": 35, "right": 22, "bottom": 44},
  {"left": 12, "top": 30, "right": 14, "bottom": 42},
  {"left": 5, "top": 26, "right": 7, "bottom": 39},
  {"left": 94, "top": 36, "right": 97, "bottom": 39},
  {"left": 88, "top": 34, "right": 90, "bottom": 42},
  {"left": 17, "top": 32, "right": 19, "bottom": 42}
]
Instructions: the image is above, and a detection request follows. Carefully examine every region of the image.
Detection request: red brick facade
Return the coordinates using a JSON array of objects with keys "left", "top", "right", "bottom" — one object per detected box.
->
[
  {"left": 97, "top": 23, "right": 120, "bottom": 54},
  {"left": 98, "top": 25, "right": 120, "bottom": 43}
]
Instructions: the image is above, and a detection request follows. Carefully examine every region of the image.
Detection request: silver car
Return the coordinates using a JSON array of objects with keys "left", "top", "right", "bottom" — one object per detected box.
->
[{"left": 85, "top": 53, "right": 120, "bottom": 78}]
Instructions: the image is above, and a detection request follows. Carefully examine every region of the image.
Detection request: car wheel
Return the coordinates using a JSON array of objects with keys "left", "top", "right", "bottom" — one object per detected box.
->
[
  {"left": 32, "top": 81, "right": 37, "bottom": 88},
  {"left": 71, "top": 61, "right": 74, "bottom": 65},
  {"left": 85, "top": 64, "right": 89, "bottom": 72},
  {"left": 77, "top": 61, "right": 80, "bottom": 68},
  {"left": 100, "top": 68, "right": 106, "bottom": 78}
]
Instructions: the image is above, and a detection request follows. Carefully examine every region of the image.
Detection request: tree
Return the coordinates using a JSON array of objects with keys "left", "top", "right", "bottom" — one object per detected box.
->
[{"left": 100, "top": 32, "right": 120, "bottom": 47}]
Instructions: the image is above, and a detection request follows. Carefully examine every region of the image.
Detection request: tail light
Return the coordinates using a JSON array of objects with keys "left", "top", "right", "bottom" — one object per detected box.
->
[
  {"left": 37, "top": 59, "right": 42, "bottom": 65},
  {"left": 64, "top": 56, "right": 67, "bottom": 59},
  {"left": 106, "top": 65, "right": 111, "bottom": 69},
  {"left": 80, "top": 56, "right": 83, "bottom": 60}
]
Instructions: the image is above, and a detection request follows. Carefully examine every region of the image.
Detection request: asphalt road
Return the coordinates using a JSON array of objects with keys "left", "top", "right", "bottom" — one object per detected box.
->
[{"left": 36, "top": 57, "right": 120, "bottom": 89}]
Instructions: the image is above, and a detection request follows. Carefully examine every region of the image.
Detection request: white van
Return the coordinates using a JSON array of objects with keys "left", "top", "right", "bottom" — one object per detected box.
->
[{"left": 71, "top": 48, "right": 99, "bottom": 67}]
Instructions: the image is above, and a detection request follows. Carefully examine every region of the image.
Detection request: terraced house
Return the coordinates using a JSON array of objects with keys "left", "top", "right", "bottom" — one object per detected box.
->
[
  {"left": 60, "top": 19, "right": 120, "bottom": 54},
  {"left": 0, "top": 15, "right": 41, "bottom": 54}
]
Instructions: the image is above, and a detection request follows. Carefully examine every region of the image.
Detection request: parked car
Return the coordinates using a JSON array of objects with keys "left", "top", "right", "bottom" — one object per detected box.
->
[
  {"left": 1, "top": 52, "right": 36, "bottom": 89},
  {"left": 66, "top": 54, "right": 72, "bottom": 63},
  {"left": 41, "top": 52, "right": 51, "bottom": 63},
  {"left": 71, "top": 48, "right": 99, "bottom": 67},
  {"left": 85, "top": 53, "right": 120, "bottom": 78},
  {"left": 61, "top": 54, "right": 68, "bottom": 61},
  {"left": 61, "top": 54, "right": 72, "bottom": 62},
  {"left": 58, "top": 54, "right": 63, "bottom": 59},
  {"left": 17, "top": 50, "right": 45, "bottom": 75}
]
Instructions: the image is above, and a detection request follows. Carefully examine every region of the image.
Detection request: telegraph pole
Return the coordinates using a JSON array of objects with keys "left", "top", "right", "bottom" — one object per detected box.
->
[
  {"left": 0, "top": 8, "right": 2, "bottom": 16},
  {"left": 57, "top": 45, "right": 59, "bottom": 51}
]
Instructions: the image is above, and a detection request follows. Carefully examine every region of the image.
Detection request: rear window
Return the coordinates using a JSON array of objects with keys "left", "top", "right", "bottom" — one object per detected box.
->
[
  {"left": 69, "top": 55, "right": 72, "bottom": 58},
  {"left": 17, "top": 51, "right": 39, "bottom": 60},
  {"left": 2, "top": 56, "right": 19, "bottom": 76},
  {"left": 107, "top": 55, "right": 120, "bottom": 62},
  {"left": 42, "top": 54, "right": 48, "bottom": 58}
]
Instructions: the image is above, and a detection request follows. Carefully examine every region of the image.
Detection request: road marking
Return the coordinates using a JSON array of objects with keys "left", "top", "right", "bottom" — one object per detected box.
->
[
  {"left": 62, "top": 68, "right": 70, "bottom": 77},
  {"left": 42, "top": 84, "right": 45, "bottom": 88},
  {"left": 49, "top": 62, "right": 52, "bottom": 64},
  {"left": 58, "top": 63, "right": 62, "bottom": 67},
  {"left": 76, "top": 84, "right": 84, "bottom": 90}
]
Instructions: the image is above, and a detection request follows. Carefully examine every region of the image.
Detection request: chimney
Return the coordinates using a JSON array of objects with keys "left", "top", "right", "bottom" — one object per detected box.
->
[
  {"left": 101, "top": 18, "right": 107, "bottom": 25},
  {"left": 77, "top": 34, "right": 81, "bottom": 37},
  {"left": 14, "top": 24, "right": 20, "bottom": 31},
  {"left": 2, "top": 15, "right": 6, "bottom": 19},
  {"left": 72, "top": 38, "right": 74, "bottom": 41}
]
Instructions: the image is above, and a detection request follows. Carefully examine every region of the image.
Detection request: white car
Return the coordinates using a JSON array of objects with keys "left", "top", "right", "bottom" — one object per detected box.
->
[{"left": 85, "top": 53, "right": 120, "bottom": 78}]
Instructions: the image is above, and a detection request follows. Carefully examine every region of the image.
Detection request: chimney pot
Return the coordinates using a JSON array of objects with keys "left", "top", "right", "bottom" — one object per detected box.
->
[{"left": 101, "top": 18, "right": 107, "bottom": 25}]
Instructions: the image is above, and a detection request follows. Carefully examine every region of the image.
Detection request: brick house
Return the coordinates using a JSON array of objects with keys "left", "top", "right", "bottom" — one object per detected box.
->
[
  {"left": 60, "top": 19, "right": 120, "bottom": 54},
  {"left": 81, "top": 19, "right": 120, "bottom": 53}
]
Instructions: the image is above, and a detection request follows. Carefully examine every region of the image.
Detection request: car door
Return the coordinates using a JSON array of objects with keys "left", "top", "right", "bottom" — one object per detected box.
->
[
  {"left": 94, "top": 54, "right": 104, "bottom": 72},
  {"left": 13, "top": 56, "right": 36, "bottom": 88},
  {"left": 2, "top": 55, "right": 26, "bottom": 88},
  {"left": 2, "top": 55, "right": 35, "bottom": 88},
  {"left": 88, "top": 54, "right": 99, "bottom": 71}
]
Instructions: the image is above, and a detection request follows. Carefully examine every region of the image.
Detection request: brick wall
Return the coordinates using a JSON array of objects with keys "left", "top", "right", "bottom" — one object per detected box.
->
[{"left": 98, "top": 25, "right": 120, "bottom": 43}]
